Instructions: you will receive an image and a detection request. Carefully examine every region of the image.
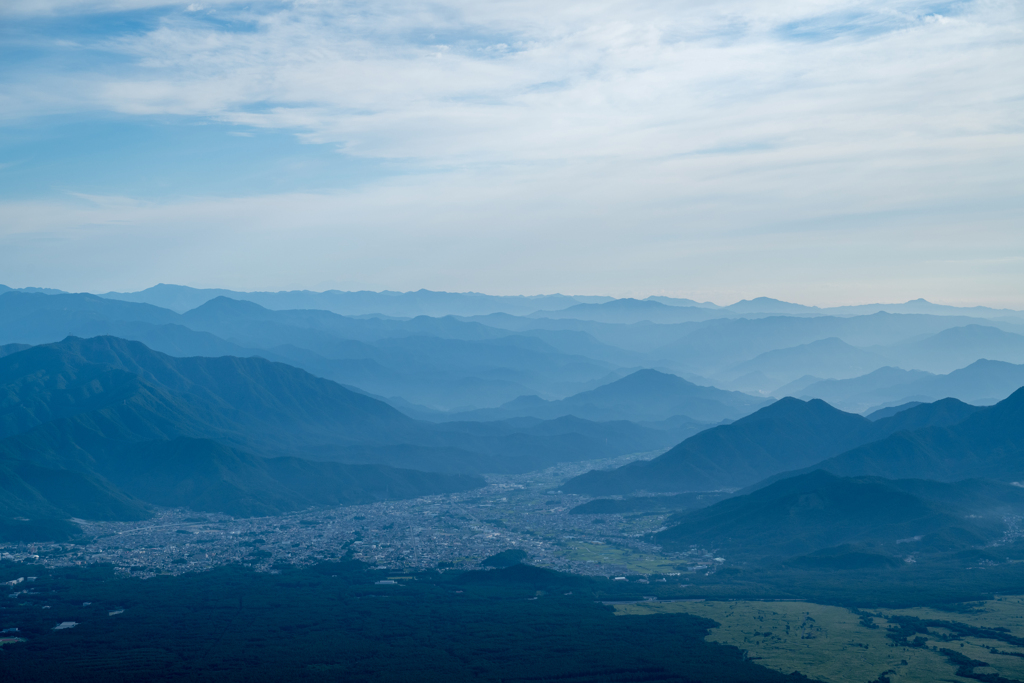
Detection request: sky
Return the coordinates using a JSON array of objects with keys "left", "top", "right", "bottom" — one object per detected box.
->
[{"left": 1, "top": 0, "right": 1022, "bottom": 307}]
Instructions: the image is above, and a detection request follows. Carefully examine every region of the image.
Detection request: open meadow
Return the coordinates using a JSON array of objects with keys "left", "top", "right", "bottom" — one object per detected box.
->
[{"left": 617, "top": 596, "right": 1024, "bottom": 683}]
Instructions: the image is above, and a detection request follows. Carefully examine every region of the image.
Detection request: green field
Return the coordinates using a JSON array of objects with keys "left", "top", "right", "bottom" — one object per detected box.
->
[
  {"left": 564, "top": 541, "right": 681, "bottom": 574},
  {"left": 616, "top": 597, "right": 1024, "bottom": 683},
  {"left": 879, "top": 595, "right": 1024, "bottom": 638}
]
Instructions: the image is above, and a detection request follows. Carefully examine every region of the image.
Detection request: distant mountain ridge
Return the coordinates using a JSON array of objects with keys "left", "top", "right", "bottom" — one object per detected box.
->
[
  {"left": 439, "top": 369, "right": 769, "bottom": 424},
  {"left": 562, "top": 396, "right": 983, "bottom": 495},
  {"left": 796, "top": 359, "right": 1024, "bottom": 413},
  {"left": 719, "top": 337, "right": 890, "bottom": 386},
  {"left": 101, "top": 284, "right": 612, "bottom": 317}
]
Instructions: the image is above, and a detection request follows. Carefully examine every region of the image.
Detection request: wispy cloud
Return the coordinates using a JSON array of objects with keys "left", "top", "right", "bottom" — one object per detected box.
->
[
  {"left": 6, "top": 0, "right": 1022, "bottom": 166},
  {"left": 0, "top": 0, "right": 1022, "bottom": 300}
]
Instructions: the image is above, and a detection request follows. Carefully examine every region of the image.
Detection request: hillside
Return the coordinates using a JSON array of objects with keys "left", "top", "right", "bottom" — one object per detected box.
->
[
  {"left": 654, "top": 471, "right": 1023, "bottom": 562},
  {"left": 811, "top": 387, "right": 1024, "bottom": 482},
  {"left": 0, "top": 337, "right": 725, "bottom": 534},
  {"left": 0, "top": 337, "right": 488, "bottom": 529},
  {"left": 0, "top": 334, "right": 414, "bottom": 451},
  {"left": 562, "top": 396, "right": 983, "bottom": 496},
  {"left": 99, "top": 438, "right": 483, "bottom": 517},
  {"left": 562, "top": 398, "right": 872, "bottom": 495}
]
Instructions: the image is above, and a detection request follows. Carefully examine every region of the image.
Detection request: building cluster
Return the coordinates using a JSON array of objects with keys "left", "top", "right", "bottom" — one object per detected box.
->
[{"left": 1, "top": 457, "right": 715, "bottom": 581}]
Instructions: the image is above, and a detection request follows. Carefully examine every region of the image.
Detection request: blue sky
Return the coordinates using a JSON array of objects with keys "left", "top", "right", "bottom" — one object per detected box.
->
[{"left": 1, "top": 0, "right": 1022, "bottom": 305}]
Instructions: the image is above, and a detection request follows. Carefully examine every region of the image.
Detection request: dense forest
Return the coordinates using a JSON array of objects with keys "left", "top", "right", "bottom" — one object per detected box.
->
[{"left": 0, "top": 559, "right": 814, "bottom": 683}]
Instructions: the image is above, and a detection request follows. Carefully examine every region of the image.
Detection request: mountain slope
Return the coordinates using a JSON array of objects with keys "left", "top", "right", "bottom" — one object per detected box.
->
[
  {"left": 0, "top": 338, "right": 489, "bottom": 527},
  {"left": 98, "top": 438, "right": 483, "bottom": 517},
  {"left": 562, "top": 398, "right": 872, "bottom": 495},
  {"left": 654, "top": 471, "right": 1020, "bottom": 561},
  {"left": 812, "top": 387, "right": 1024, "bottom": 482},
  {"left": 562, "top": 395, "right": 984, "bottom": 495},
  {"left": 445, "top": 369, "right": 768, "bottom": 423},
  {"left": 885, "top": 325, "right": 1024, "bottom": 373},
  {"left": 721, "top": 337, "right": 890, "bottom": 384},
  {"left": 0, "top": 335, "right": 414, "bottom": 452},
  {"left": 797, "top": 359, "right": 1024, "bottom": 413},
  {"left": 0, "top": 337, "right": 706, "bottom": 505}
]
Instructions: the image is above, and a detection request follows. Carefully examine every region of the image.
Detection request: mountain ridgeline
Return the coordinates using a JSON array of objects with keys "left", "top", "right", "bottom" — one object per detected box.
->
[
  {"left": 654, "top": 470, "right": 1024, "bottom": 566},
  {"left": 0, "top": 336, "right": 729, "bottom": 534},
  {"left": 0, "top": 337, "right": 489, "bottom": 530},
  {"left": 4, "top": 285, "right": 1024, "bottom": 560},
  {"left": 562, "top": 395, "right": 990, "bottom": 495}
]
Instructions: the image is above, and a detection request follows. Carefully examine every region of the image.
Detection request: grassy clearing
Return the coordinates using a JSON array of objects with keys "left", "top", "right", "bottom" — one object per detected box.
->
[
  {"left": 879, "top": 595, "right": 1024, "bottom": 638},
  {"left": 616, "top": 600, "right": 979, "bottom": 682},
  {"left": 564, "top": 542, "right": 680, "bottom": 574}
]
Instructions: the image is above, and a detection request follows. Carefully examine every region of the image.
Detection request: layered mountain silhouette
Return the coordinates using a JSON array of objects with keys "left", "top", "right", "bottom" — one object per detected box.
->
[
  {"left": 719, "top": 337, "right": 890, "bottom": 386},
  {"left": 530, "top": 299, "right": 723, "bottom": 324},
  {"left": 0, "top": 337, "right": 488, "bottom": 527},
  {"left": 806, "top": 387, "right": 1024, "bottom": 482},
  {"left": 440, "top": 369, "right": 768, "bottom": 424},
  {"left": 102, "top": 284, "right": 610, "bottom": 317},
  {"left": 0, "top": 336, "right": 739, "bottom": 534},
  {"left": 796, "top": 359, "right": 1024, "bottom": 413},
  {"left": 6, "top": 289, "right": 1022, "bottom": 417},
  {"left": 654, "top": 471, "right": 1024, "bottom": 564},
  {"left": 0, "top": 292, "right": 629, "bottom": 410},
  {"left": 883, "top": 324, "right": 1024, "bottom": 374},
  {"left": 653, "top": 312, "right": 1017, "bottom": 376},
  {"left": 562, "top": 396, "right": 983, "bottom": 495}
]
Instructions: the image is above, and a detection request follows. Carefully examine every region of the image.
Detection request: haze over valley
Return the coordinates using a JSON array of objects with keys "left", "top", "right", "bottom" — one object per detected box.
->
[
  {"left": 3, "top": 0, "right": 1023, "bottom": 678},
  {"left": 2, "top": 282, "right": 1024, "bottom": 681}
]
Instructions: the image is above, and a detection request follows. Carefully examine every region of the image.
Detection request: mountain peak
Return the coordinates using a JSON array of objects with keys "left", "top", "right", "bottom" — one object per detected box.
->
[{"left": 184, "top": 295, "right": 272, "bottom": 317}]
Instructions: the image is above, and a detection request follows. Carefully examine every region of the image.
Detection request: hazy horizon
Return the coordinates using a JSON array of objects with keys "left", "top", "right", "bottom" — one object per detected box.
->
[
  {"left": 4, "top": 281, "right": 1024, "bottom": 311},
  {"left": 2, "top": 0, "right": 1022, "bottom": 306}
]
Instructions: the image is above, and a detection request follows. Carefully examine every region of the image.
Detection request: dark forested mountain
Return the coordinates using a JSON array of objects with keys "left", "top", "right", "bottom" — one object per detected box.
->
[
  {"left": 440, "top": 369, "right": 768, "bottom": 424},
  {"left": 0, "top": 337, "right": 730, "bottom": 533},
  {"left": 0, "top": 335, "right": 414, "bottom": 450},
  {"left": 562, "top": 395, "right": 984, "bottom": 496},
  {"left": 807, "top": 387, "right": 1024, "bottom": 482},
  {"left": 97, "top": 438, "right": 482, "bottom": 518},
  {"left": 0, "top": 337, "right": 487, "bottom": 526},
  {"left": 865, "top": 401, "right": 925, "bottom": 420},
  {"left": 562, "top": 398, "right": 871, "bottom": 495},
  {"left": 654, "top": 470, "right": 1024, "bottom": 562}
]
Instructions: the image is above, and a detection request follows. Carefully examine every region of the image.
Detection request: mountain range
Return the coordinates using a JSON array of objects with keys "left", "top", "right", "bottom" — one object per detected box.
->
[
  {"left": 0, "top": 336, "right": 737, "bottom": 536},
  {"left": 562, "top": 396, "right": 984, "bottom": 495},
  {"left": 793, "top": 359, "right": 1024, "bottom": 413},
  {"left": 5, "top": 287, "right": 1024, "bottom": 425},
  {"left": 654, "top": 470, "right": 1024, "bottom": 565},
  {"left": 432, "top": 369, "right": 769, "bottom": 424}
]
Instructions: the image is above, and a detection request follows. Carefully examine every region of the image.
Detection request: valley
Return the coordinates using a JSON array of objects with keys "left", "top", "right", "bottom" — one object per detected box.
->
[{"left": 2, "top": 451, "right": 711, "bottom": 580}]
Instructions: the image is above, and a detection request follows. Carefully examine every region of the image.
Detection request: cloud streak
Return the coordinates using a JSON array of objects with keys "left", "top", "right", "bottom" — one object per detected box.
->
[{"left": 0, "top": 0, "right": 1022, "bottom": 301}]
